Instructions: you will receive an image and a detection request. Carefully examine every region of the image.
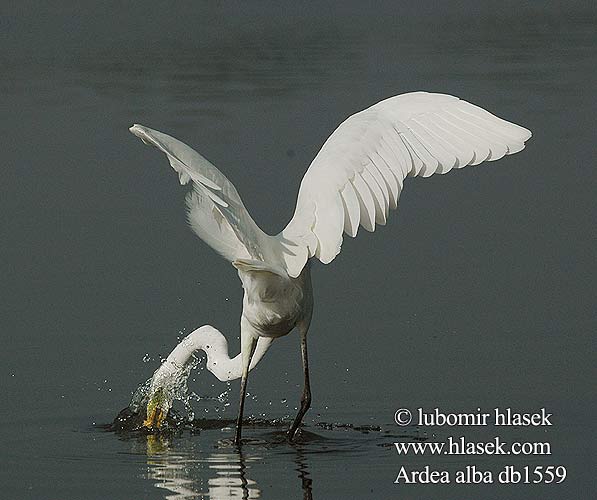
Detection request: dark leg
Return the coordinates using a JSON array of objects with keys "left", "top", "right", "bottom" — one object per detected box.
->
[
  {"left": 288, "top": 325, "right": 311, "bottom": 441},
  {"left": 235, "top": 336, "right": 257, "bottom": 446}
]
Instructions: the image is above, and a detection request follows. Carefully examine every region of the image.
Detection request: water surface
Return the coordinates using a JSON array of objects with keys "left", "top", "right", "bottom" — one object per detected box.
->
[{"left": 1, "top": 2, "right": 595, "bottom": 499}]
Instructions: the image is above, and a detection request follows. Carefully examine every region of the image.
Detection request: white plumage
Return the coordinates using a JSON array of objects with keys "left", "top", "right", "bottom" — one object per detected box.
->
[
  {"left": 277, "top": 92, "right": 531, "bottom": 275},
  {"left": 129, "top": 91, "right": 531, "bottom": 443}
]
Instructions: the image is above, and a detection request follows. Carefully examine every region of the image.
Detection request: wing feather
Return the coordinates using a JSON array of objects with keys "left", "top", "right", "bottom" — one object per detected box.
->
[
  {"left": 381, "top": 132, "right": 409, "bottom": 181},
  {"left": 443, "top": 109, "right": 508, "bottom": 160},
  {"left": 414, "top": 114, "right": 465, "bottom": 167},
  {"left": 312, "top": 192, "right": 345, "bottom": 264},
  {"left": 340, "top": 181, "right": 361, "bottom": 237},
  {"left": 424, "top": 113, "right": 475, "bottom": 166},
  {"left": 352, "top": 173, "right": 377, "bottom": 232},
  {"left": 361, "top": 166, "right": 387, "bottom": 225},
  {"left": 364, "top": 158, "right": 390, "bottom": 212},
  {"left": 436, "top": 110, "right": 491, "bottom": 164},
  {"left": 370, "top": 148, "right": 400, "bottom": 209},
  {"left": 408, "top": 118, "right": 458, "bottom": 172}
]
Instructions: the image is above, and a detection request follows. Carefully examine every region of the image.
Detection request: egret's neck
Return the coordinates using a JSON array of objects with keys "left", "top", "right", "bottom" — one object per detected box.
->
[{"left": 152, "top": 325, "right": 272, "bottom": 385}]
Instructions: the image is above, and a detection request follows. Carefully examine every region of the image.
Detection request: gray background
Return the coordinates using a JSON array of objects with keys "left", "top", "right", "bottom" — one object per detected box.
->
[{"left": 1, "top": 1, "right": 595, "bottom": 499}]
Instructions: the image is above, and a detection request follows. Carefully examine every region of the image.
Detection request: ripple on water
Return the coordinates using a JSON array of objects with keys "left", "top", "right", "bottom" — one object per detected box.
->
[{"left": 103, "top": 405, "right": 424, "bottom": 456}]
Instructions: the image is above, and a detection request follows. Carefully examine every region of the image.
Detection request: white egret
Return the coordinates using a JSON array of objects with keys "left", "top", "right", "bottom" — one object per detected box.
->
[{"left": 129, "top": 91, "right": 531, "bottom": 444}]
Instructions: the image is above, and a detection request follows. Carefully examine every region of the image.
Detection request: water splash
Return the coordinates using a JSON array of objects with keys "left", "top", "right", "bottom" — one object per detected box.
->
[
  {"left": 129, "top": 353, "right": 234, "bottom": 427},
  {"left": 129, "top": 352, "right": 206, "bottom": 424}
]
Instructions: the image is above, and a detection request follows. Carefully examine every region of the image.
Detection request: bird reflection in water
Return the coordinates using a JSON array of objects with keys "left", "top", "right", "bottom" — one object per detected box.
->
[
  {"left": 140, "top": 433, "right": 315, "bottom": 499},
  {"left": 295, "top": 446, "right": 314, "bottom": 500},
  {"left": 143, "top": 434, "right": 260, "bottom": 499},
  {"left": 112, "top": 405, "right": 317, "bottom": 498}
]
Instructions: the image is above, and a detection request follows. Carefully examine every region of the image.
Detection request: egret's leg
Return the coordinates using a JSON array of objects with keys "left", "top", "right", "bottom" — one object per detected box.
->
[
  {"left": 235, "top": 334, "right": 258, "bottom": 445},
  {"left": 288, "top": 325, "right": 311, "bottom": 441}
]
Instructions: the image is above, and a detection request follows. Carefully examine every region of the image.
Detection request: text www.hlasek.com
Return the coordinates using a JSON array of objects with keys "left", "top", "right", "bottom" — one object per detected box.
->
[{"left": 394, "top": 436, "right": 551, "bottom": 456}]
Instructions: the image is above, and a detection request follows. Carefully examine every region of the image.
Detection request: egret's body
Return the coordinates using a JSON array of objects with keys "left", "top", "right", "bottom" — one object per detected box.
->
[
  {"left": 236, "top": 261, "right": 313, "bottom": 340},
  {"left": 130, "top": 92, "right": 531, "bottom": 444}
]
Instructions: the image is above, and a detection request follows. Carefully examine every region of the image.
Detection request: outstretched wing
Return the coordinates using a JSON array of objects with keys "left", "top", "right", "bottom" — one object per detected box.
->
[
  {"left": 276, "top": 92, "right": 532, "bottom": 277},
  {"left": 129, "top": 124, "right": 270, "bottom": 263}
]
